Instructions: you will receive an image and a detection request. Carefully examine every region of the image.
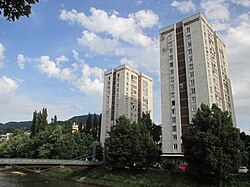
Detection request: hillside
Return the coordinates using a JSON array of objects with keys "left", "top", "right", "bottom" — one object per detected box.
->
[{"left": 0, "top": 113, "right": 100, "bottom": 133}]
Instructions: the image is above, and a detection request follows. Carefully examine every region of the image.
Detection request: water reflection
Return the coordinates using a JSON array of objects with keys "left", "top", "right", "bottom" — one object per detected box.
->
[{"left": 0, "top": 169, "right": 95, "bottom": 187}]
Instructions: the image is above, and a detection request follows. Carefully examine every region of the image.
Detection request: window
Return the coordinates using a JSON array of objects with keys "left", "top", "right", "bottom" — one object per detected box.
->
[
  {"left": 188, "top": 56, "right": 192, "bottom": 62},
  {"left": 170, "top": 62, "right": 173, "bottom": 67},
  {"left": 191, "top": 96, "right": 196, "bottom": 103},
  {"left": 170, "top": 77, "right": 174, "bottom": 83},
  {"left": 191, "top": 88, "right": 196, "bottom": 94},
  {"left": 172, "top": 117, "right": 176, "bottom": 123},
  {"left": 171, "top": 92, "right": 175, "bottom": 98},
  {"left": 190, "top": 79, "right": 195, "bottom": 85},
  {"left": 187, "top": 34, "right": 191, "bottom": 40},
  {"left": 173, "top": 144, "right": 178, "bottom": 149},
  {"left": 168, "top": 41, "right": 172, "bottom": 47},
  {"left": 168, "top": 34, "right": 172, "bottom": 40},
  {"left": 172, "top": 100, "right": 175, "bottom": 106},
  {"left": 169, "top": 48, "right": 173, "bottom": 53},
  {"left": 170, "top": 69, "right": 174, "bottom": 75},
  {"left": 172, "top": 126, "right": 176, "bottom": 132},
  {"left": 117, "top": 73, "right": 120, "bottom": 77},
  {"left": 186, "top": 27, "right": 190, "bottom": 33},
  {"left": 188, "top": 49, "right": 192, "bottom": 55},
  {"left": 169, "top": 55, "right": 173, "bottom": 61},
  {"left": 190, "top": 72, "right": 194, "bottom": 78},
  {"left": 170, "top": 84, "right": 174, "bottom": 91},
  {"left": 173, "top": 135, "right": 177, "bottom": 140},
  {"left": 192, "top": 106, "right": 197, "bottom": 112},
  {"left": 189, "top": 64, "right": 193, "bottom": 70},
  {"left": 187, "top": 42, "right": 191, "bottom": 47},
  {"left": 172, "top": 109, "right": 175, "bottom": 114}
]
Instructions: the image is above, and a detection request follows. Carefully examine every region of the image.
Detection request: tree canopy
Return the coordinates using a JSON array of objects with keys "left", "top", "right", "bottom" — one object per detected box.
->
[
  {"left": 0, "top": 109, "right": 95, "bottom": 160},
  {"left": 182, "top": 104, "right": 247, "bottom": 181},
  {"left": 105, "top": 115, "right": 157, "bottom": 169},
  {"left": 0, "top": 0, "right": 39, "bottom": 21},
  {"left": 240, "top": 132, "right": 250, "bottom": 167}
]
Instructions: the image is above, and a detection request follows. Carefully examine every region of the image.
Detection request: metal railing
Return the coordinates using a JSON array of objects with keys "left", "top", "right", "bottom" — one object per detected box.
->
[{"left": 0, "top": 158, "right": 101, "bottom": 165}]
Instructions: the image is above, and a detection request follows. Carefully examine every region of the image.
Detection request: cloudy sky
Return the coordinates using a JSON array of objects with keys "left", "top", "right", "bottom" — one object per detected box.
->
[{"left": 0, "top": 0, "right": 249, "bottom": 133}]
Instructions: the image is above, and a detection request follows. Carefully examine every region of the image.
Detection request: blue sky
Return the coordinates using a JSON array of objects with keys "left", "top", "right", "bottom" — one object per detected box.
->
[{"left": 0, "top": 0, "right": 249, "bottom": 133}]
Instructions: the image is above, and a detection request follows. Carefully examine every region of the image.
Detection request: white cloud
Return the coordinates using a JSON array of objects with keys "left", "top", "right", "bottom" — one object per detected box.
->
[
  {"left": 223, "top": 12, "right": 250, "bottom": 131},
  {"left": 120, "top": 57, "right": 137, "bottom": 68},
  {"left": 232, "top": 0, "right": 250, "bottom": 7},
  {"left": 117, "top": 41, "right": 160, "bottom": 74},
  {"left": 36, "top": 54, "right": 104, "bottom": 99},
  {"left": 201, "top": 1, "right": 228, "bottom": 20},
  {"left": 59, "top": 8, "right": 156, "bottom": 47},
  {"left": 55, "top": 55, "right": 69, "bottom": 66},
  {"left": 128, "top": 10, "right": 159, "bottom": 28},
  {"left": 0, "top": 42, "right": 5, "bottom": 68},
  {"left": 201, "top": 0, "right": 229, "bottom": 21},
  {"left": 38, "top": 56, "right": 75, "bottom": 81},
  {"left": 200, "top": 0, "right": 230, "bottom": 31},
  {"left": 17, "top": 54, "right": 26, "bottom": 69},
  {"left": 72, "top": 49, "right": 84, "bottom": 63},
  {"left": 227, "top": 13, "right": 250, "bottom": 47},
  {"left": 77, "top": 31, "right": 119, "bottom": 54},
  {"left": 0, "top": 76, "right": 18, "bottom": 97},
  {"left": 137, "top": 0, "right": 142, "bottom": 4},
  {"left": 73, "top": 63, "right": 104, "bottom": 98},
  {"left": 171, "top": 0, "right": 196, "bottom": 14}
]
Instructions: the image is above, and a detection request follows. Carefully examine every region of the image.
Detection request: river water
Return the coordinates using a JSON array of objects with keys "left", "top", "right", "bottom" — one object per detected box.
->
[{"left": 0, "top": 169, "right": 97, "bottom": 187}]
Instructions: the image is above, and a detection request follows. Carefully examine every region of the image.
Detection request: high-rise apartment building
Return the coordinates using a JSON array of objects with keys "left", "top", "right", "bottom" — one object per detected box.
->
[
  {"left": 100, "top": 65, "right": 153, "bottom": 144},
  {"left": 160, "top": 13, "right": 236, "bottom": 159}
]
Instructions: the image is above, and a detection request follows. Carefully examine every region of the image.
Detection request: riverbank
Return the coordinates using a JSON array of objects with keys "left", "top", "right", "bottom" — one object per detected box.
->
[{"left": 44, "top": 166, "right": 250, "bottom": 187}]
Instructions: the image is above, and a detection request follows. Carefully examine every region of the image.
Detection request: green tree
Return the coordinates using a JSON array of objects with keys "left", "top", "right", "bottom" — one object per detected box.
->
[
  {"left": 182, "top": 104, "right": 246, "bottom": 181},
  {"left": 73, "top": 131, "right": 93, "bottom": 158},
  {"left": 0, "top": 141, "right": 8, "bottom": 157},
  {"left": 30, "top": 108, "right": 48, "bottom": 138},
  {"left": 0, "top": 0, "right": 39, "bottom": 21},
  {"left": 141, "top": 112, "right": 153, "bottom": 132},
  {"left": 98, "top": 113, "right": 102, "bottom": 141},
  {"left": 240, "top": 132, "right": 250, "bottom": 166},
  {"left": 3, "top": 129, "right": 32, "bottom": 158},
  {"left": 92, "top": 113, "right": 98, "bottom": 140},
  {"left": 105, "top": 115, "right": 157, "bottom": 169},
  {"left": 85, "top": 113, "right": 92, "bottom": 134},
  {"left": 78, "top": 122, "right": 84, "bottom": 133}
]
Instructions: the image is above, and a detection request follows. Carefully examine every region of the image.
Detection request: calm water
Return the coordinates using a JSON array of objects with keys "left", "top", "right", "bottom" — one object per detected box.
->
[{"left": 0, "top": 169, "right": 97, "bottom": 187}]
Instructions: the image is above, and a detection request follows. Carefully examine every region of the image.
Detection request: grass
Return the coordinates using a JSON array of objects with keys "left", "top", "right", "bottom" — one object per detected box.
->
[{"left": 44, "top": 166, "right": 250, "bottom": 187}]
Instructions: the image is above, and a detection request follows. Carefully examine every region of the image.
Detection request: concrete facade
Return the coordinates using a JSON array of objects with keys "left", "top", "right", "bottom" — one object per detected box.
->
[
  {"left": 100, "top": 65, "right": 153, "bottom": 144},
  {"left": 160, "top": 13, "right": 236, "bottom": 157}
]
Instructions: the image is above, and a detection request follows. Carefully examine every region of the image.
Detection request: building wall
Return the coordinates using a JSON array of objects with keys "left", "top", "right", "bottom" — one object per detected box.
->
[
  {"left": 160, "top": 13, "right": 236, "bottom": 156},
  {"left": 100, "top": 65, "right": 153, "bottom": 144}
]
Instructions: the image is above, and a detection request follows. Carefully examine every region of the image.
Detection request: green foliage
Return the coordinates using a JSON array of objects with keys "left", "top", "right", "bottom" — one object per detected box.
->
[
  {"left": 85, "top": 113, "right": 92, "bottom": 134},
  {"left": 73, "top": 131, "right": 93, "bottom": 159},
  {"left": 92, "top": 113, "right": 98, "bottom": 140},
  {"left": 30, "top": 108, "right": 48, "bottom": 138},
  {"left": 0, "top": 0, "right": 39, "bottom": 21},
  {"left": 3, "top": 129, "right": 32, "bottom": 158},
  {"left": 240, "top": 132, "right": 250, "bottom": 167},
  {"left": 1, "top": 110, "right": 98, "bottom": 160},
  {"left": 105, "top": 115, "right": 157, "bottom": 169},
  {"left": 182, "top": 104, "right": 246, "bottom": 181},
  {"left": 140, "top": 112, "right": 153, "bottom": 132},
  {"left": 140, "top": 112, "right": 161, "bottom": 144}
]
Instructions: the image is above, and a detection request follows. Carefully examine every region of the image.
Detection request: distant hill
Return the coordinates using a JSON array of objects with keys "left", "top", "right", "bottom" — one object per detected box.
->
[
  {"left": 0, "top": 121, "right": 32, "bottom": 133},
  {"left": 0, "top": 113, "right": 100, "bottom": 133},
  {"left": 68, "top": 114, "right": 100, "bottom": 125}
]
